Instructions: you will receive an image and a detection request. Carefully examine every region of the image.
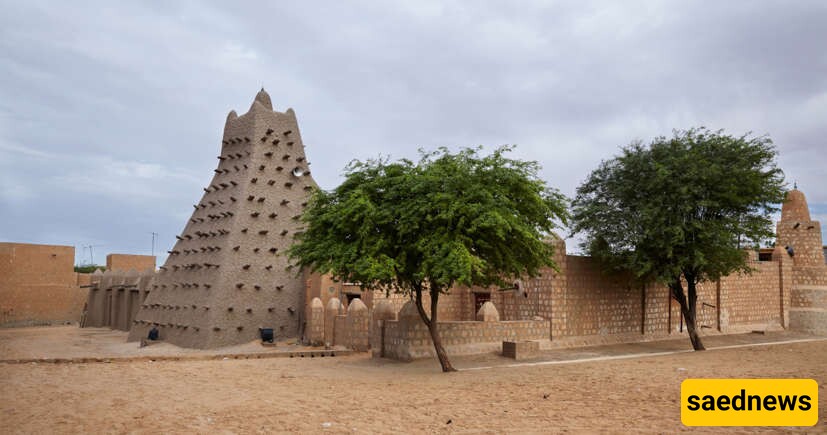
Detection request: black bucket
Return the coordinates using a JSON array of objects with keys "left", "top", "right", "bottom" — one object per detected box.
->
[{"left": 259, "top": 328, "right": 274, "bottom": 343}]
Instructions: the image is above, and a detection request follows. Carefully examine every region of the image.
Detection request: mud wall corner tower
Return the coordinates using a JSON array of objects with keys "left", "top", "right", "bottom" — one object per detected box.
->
[
  {"left": 775, "top": 187, "right": 827, "bottom": 334},
  {"left": 127, "top": 89, "right": 317, "bottom": 348}
]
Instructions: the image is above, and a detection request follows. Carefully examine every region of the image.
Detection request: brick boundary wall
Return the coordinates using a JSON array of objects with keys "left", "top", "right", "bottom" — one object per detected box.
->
[
  {"left": 0, "top": 243, "right": 87, "bottom": 327},
  {"left": 379, "top": 319, "right": 549, "bottom": 361},
  {"left": 374, "top": 254, "right": 800, "bottom": 361},
  {"left": 301, "top": 183, "right": 826, "bottom": 361}
]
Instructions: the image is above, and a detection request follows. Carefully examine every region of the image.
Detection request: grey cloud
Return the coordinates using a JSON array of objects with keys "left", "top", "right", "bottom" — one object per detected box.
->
[{"left": 0, "top": 0, "right": 825, "bottom": 263}]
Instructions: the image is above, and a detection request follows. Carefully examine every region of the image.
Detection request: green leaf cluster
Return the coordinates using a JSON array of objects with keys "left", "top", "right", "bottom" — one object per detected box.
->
[
  {"left": 288, "top": 146, "right": 569, "bottom": 295},
  {"left": 74, "top": 265, "right": 105, "bottom": 273},
  {"left": 571, "top": 128, "right": 786, "bottom": 284}
]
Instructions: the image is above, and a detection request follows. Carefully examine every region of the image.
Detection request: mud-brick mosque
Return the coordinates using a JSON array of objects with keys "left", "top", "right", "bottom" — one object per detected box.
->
[{"left": 78, "top": 90, "right": 827, "bottom": 360}]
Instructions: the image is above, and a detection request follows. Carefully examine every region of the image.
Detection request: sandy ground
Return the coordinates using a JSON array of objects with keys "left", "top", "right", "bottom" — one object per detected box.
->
[
  {"left": 0, "top": 326, "right": 321, "bottom": 361},
  {"left": 1, "top": 327, "right": 825, "bottom": 433}
]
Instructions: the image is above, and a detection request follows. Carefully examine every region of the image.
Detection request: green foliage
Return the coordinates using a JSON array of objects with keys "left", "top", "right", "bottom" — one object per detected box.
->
[
  {"left": 571, "top": 127, "right": 786, "bottom": 284},
  {"left": 289, "top": 146, "right": 569, "bottom": 295},
  {"left": 74, "top": 265, "right": 105, "bottom": 273}
]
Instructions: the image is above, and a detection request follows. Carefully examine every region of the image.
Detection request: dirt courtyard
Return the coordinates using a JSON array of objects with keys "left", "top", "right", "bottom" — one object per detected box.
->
[{"left": 1, "top": 328, "right": 825, "bottom": 433}]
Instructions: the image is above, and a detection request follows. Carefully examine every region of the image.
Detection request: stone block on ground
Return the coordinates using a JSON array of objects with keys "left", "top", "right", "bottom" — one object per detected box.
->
[{"left": 502, "top": 340, "right": 539, "bottom": 360}]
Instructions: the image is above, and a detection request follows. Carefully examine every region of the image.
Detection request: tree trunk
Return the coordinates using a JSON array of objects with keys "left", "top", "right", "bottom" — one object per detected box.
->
[
  {"left": 685, "top": 276, "right": 705, "bottom": 350},
  {"left": 670, "top": 278, "right": 705, "bottom": 351},
  {"left": 413, "top": 285, "right": 456, "bottom": 372}
]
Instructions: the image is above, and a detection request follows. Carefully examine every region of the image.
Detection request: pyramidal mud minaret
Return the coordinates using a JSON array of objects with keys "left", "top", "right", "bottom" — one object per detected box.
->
[{"left": 128, "top": 89, "right": 317, "bottom": 348}]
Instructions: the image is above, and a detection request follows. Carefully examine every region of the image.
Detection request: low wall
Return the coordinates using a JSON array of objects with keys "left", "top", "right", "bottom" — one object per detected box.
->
[
  {"left": 790, "top": 308, "right": 827, "bottom": 334},
  {"left": 372, "top": 290, "right": 466, "bottom": 321},
  {"left": 0, "top": 284, "right": 87, "bottom": 327},
  {"left": 789, "top": 284, "right": 827, "bottom": 334},
  {"left": 380, "top": 319, "right": 549, "bottom": 361}
]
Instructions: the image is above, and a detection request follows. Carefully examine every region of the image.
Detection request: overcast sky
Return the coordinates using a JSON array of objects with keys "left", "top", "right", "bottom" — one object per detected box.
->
[{"left": 1, "top": 1, "right": 825, "bottom": 266}]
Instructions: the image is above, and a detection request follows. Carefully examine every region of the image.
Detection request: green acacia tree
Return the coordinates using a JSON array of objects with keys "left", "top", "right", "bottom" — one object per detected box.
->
[
  {"left": 289, "top": 146, "right": 568, "bottom": 371},
  {"left": 571, "top": 128, "right": 785, "bottom": 350}
]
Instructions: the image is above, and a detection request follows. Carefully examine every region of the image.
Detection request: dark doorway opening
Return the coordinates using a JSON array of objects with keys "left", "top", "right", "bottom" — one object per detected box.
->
[
  {"left": 474, "top": 292, "right": 491, "bottom": 314},
  {"left": 345, "top": 293, "right": 361, "bottom": 305}
]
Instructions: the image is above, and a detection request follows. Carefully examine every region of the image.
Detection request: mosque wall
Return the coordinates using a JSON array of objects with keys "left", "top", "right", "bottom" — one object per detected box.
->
[
  {"left": 369, "top": 188, "right": 827, "bottom": 359},
  {"left": 106, "top": 254, "right": 155, "bottom": 272},
  {"left": 0, "top": 243, "right": 87, "bottom": 327},
  {"left": 127, "top": 89, "right": 317, "bottom": 348}
]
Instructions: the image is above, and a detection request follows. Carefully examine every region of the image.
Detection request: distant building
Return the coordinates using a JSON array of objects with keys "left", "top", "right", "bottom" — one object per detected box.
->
[
  {"left": 106, "top": 253, "right": 155, "bottom": 272},
  {"left": 1, "top": 243, "right": 88, "bottom": 327}
]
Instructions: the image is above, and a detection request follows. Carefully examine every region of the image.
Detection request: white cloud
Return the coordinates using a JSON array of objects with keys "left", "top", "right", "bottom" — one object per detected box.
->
[
  {"left": 0, "top": 138, "right": 201, "bottom": 204},
  {"left": 0, "top": 142, "right": 58, "bottom": 160},
  {"left": 52, "top": 156, "right": 201, "bottom": 200},
  {"left": 219, "top": 42, "right": 259, "bottom": 62}
]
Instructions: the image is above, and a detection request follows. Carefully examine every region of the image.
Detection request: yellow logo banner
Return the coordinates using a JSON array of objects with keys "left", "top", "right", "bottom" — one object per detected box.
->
[{"left": 681, "top": 379, "right": 818, "bottom": 426}]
